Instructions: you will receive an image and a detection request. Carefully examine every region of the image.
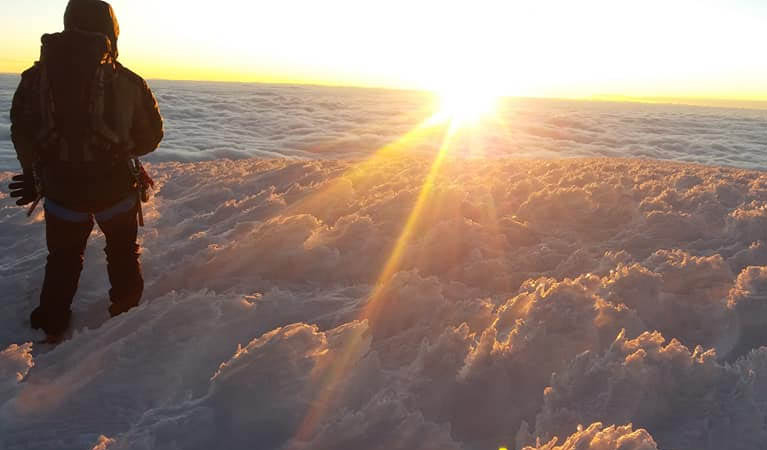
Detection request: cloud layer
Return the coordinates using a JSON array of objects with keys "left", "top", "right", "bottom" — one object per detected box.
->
[{"left": 1, "top": 75, "right": 766, "bottom": 171}]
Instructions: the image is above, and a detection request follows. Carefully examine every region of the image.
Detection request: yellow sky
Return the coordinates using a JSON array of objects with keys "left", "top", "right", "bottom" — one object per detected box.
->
[{"left": 2, "top": 0, "right": 766, "bottom": 101}]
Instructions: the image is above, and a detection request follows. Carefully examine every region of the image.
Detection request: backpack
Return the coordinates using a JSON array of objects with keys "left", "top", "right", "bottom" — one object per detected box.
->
[{"left": 36, "top": 29, "right": 121, "bottom": 164}]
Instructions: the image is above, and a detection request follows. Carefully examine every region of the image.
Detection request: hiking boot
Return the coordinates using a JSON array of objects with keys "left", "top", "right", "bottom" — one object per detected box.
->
[
  {"left": 109, "top": 301, "right": 138, "bottom": 318},
  {"left": 30, "top": 306, "right": 72, "bottom": 337}
]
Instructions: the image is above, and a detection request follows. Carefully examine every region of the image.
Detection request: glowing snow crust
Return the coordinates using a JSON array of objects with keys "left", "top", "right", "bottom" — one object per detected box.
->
[{"left": 2, "top": 157, "right": 767, "bottom": 449}]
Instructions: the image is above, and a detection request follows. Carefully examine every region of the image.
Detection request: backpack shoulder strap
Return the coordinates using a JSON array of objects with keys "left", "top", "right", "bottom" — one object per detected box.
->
[
  {"left": 36, "top": 60, "right": 68, "bottom": 160},
  {"left": 89, "top": 62, "right": 121, "bottom": 148}
]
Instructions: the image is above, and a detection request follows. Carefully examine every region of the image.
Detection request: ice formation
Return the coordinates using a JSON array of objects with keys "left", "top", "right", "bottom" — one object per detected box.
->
[{"left": 2, "top": 156, "right": 767, "bottom": 449}]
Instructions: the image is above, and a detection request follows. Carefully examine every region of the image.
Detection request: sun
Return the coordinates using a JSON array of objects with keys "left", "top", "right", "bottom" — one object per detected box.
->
[{"left": 431, "top": 84, "right": 502, "bottom": 126}]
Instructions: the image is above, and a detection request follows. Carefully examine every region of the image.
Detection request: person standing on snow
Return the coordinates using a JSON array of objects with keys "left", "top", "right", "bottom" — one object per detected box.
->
[{"left": 8, "top": 0, "right": 163, "bottom": 342}]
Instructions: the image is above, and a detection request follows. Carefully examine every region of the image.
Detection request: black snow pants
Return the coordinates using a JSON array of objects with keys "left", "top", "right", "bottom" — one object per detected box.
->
[{"left": 30, "top": 196, "right": 143, "bottom": 335}]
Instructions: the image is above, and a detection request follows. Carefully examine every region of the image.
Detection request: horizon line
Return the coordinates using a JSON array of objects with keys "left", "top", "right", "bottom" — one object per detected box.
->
[{"left": 2, "top": 71, "right": 765, "bottom": 112}]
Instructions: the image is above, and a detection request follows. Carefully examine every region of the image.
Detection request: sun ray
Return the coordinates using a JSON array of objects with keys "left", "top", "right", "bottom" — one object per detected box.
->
[
  {"left": 361, "top": 121, "right": 459, "bottom": 317},
  {"left": 284, "top": 80, "right": 508, "bottom": 441},
  {"left": 290, "top": 119, "right": 459, "bottom": 443},
  {"left": 281, "top": 115, "right": 448, "bottom": 220}
]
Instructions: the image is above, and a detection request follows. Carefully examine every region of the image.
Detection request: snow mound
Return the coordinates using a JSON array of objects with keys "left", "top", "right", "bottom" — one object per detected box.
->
[
  {"left": 0, "top": 344, "right": 33, "bottom": 398},
  {"left": 520, "top": 423, "right": 657, "bottom": 450},
  {"left": 530, "top": 330, "right": 767, "bottom": 450},
  {"left": 2, "top": 157, "right": 767, "bottom": 449}
]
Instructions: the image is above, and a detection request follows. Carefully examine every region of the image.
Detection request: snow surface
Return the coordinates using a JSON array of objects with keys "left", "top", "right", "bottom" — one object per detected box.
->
[
  {"left": 2, "top": 76, "right": 767, "bottom": 449},
  {"left": 2, "top": 157, "right": 767, "bottom": 449}
]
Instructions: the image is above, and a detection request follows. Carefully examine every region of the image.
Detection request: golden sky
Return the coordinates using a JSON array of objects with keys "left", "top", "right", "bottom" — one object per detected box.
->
[{"left": 2, "top": 0, "right": 766, "bottom": 101}]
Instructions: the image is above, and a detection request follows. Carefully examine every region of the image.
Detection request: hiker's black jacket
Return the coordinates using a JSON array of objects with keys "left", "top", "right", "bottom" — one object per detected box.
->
[{"left": 11, "top": 48, "right": 163, "bottom": 212}]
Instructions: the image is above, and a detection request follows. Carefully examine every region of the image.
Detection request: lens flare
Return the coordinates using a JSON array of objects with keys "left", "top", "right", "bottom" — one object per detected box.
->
[{"left": 432, "top": 85, "right": 501, "bottom": 126}]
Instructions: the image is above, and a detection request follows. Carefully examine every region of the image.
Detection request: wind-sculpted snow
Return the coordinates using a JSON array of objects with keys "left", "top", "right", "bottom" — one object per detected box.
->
[
  {"left": 0, "top": 344, "right": 33, "bottom": 399},
  {"left": 2, "top": 157, "right": 767, "bottom": 449},
  {"left": 527, "top": 331, "right": 767, "bottom": 450},
  {"left": 2, "top": 74, "right": 767, "bottom": 171},
  {"left": 520, "top": 423, "right": 658, "bottom": 450}
]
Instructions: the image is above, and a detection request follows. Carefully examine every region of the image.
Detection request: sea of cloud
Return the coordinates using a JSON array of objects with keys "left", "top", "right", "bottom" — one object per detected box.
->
[
  {"left": 1, "top": 74, "right": 766, "bottom": 171},
  {"left": 1, "top": 74, "right": 767, "bottom": 449}
]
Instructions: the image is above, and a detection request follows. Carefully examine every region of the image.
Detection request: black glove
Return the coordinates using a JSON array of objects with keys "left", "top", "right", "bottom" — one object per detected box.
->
[{"left": 8, "top": 172, "right": 38, "bottom": 206}]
